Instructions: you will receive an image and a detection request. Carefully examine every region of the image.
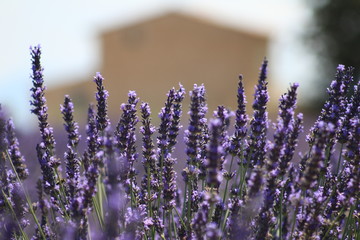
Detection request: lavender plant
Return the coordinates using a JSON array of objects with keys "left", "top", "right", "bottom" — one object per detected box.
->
[{"left": 0, "top": 46, "right": 359, "bottom": 240}]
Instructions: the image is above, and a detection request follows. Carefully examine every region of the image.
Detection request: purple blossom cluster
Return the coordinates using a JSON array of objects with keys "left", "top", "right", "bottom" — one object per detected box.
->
[{"left": 0, "top": 46, "right": 359, "bottom": 240}]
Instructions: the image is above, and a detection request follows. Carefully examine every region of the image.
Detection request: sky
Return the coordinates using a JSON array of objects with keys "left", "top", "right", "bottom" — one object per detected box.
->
[{"left": 0, "top": 0, "right": 313, "bottom": 131}]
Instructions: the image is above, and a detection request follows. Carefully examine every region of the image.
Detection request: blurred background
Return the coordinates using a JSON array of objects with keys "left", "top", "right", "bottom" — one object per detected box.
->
[{"left": 1, "top": 0, "right": 359, "bottom": 133}]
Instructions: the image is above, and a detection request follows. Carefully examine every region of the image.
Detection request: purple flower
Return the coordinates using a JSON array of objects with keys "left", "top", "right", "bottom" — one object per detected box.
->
[
  {"left": 5, "top": 119, "right": 29, "bottom": 180},
  {"left": 157, "top": 88, "right": 175, "bottom": 201},
  {"left": 140, "top": 102, "right": 159, "bottom": 199},
  {"left": 93, "top": 72, "right": 110, "bottom": 132},
  {"left": 168, "top": 84, "right": 186, "bottom": 151},
  {"left": 205, "top": 222, "right": 222, "bottom": 240},
  {"left": 84, "top": 104, "right": 99, "bottom": 169},
  {"left": 278, "top": 113, "right": 303, "bottom": 176},
  {"left": 158, "top": 88, "right": 175, "bottom": 160},
  {"left": 115, "top": 91, "right": 139, "bottom": 158},
  {"left": 229, "top": 75, "right": 248, "bottom": 156},
  {"left": 247, "top": 59, "right": 269, "bottom": 168},
  {"left": 338, "top": 80, "right": 360, "bottom": 144},
  {"left": 184, "top": 84, "right": 208, "bottom": 222},
  {"left": 185, "top": 84, "right": 208, "bottom": 167},
  {"left": 246, "top": 165, "right": 263, "bottom": 199},
  {"left": 163, "top": 156, "right": 177, "bottom": 211},
  {"left": 61, "top": 95, "right": 81, "bottom": 216},
  {"left": 192, "top": 201, "right": 209, "bottom": 239},
  {"left": 206, "top": 119, "right": 224, "bottom": 188},
  {"left": 29, "top": 46, "right": 64, "bottom": 215},
  {"left": 115, "top": 91, "right": 139, "bottom": 207},
  {"left": 213, "top": 105, "right": 232, "bottom": 171},
  {"left": 254, "top": 83, "right": 299, "bottom": 239},
  {"left": 29, "top": 45, "right": 56, "bottom": 158},
  {"left": 103, "top": 130, "right": 126, "bottom": 239},
  {"left": 301, "top": 121, "right": 335, "bottom": 190},
  {"left": 307, "top": 65, "right": 353, "bottom": 145},
  {"left": 33, "top": 179, "right": 54, "bottom": 239}
]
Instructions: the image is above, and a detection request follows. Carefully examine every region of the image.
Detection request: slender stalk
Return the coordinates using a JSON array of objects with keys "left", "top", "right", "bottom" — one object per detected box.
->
[
  {"left": 222, "top": 155, "right": 235, "bottom": 203},
  {"left": 181, "top": 184, "right": 187, "bottom": 218},
  {"left": 322, "top": 207, "right": 346, "bottom": 239},
  {"left": 6, "top": 152, "right": 46, "bottom": 239},
  {"left": 341, "top": 204, "right": 355, "bottom": 239},
  {"left": 289, "top": 201, "right": 300, "bottom": 239},
  {"left": 94, "top": 176, "right": 105, "bottom": 228},
  {"left": 238, "top": 148, "right": 252, "bottom": 198},
  {"left": 336, "top": 144, "right": 344, "bottom": 176},
  {"left": 92, "top": 196, "right": 105, "bottom": 230},
  {"left": 207, "top": 186, "right": 215, "bottom": 223},
  {"left": 186, "top": 182, "right": 193, "bottom": 226},
  {"left": 278, "top": 184, "right": 285, "bottom": 240},
  {"left": 174, "top": 206, "right": 187, "bottom": 231},
  {"left": 319, "top": 146, "right": 331, "bottom": 186},
  {"left": 171, "top": 210, "right": 177, "bottom": 238},
  {"left": 1, "top": 189, "right": 29, "bottom": 240},
  {"left": 168, "top": 211, "right": 172, "bottom": 239},
  {"left": 221, "top": 208, "right": 230, "bottom": 232},
  {"left": 53, "top": 168, "right": 70, "bottom": 221}
]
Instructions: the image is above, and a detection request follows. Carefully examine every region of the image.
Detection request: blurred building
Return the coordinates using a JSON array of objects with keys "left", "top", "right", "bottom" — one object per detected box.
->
[{"left": 46, "top": 12, "right": 269, "bottom": 126}]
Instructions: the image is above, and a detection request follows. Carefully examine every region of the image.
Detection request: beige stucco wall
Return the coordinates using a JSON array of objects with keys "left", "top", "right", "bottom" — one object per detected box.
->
[{"left": 46, "top": 13, "right": 269, "bottom": 126}]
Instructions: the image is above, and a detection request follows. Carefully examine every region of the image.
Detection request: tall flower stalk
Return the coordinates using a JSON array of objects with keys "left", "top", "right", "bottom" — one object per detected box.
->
[{"left": 29, "top": 45, "right": 68, "bottom": 218}]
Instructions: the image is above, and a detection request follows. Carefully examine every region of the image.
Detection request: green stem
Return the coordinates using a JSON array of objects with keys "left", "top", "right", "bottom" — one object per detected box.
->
[
  {"left": 94, "top": 175, "right": 105, "bottom": 228},
  {"left": 157, "top": 155, "right": 164, "bottom": 210},
  {"left": 238, "top": 151, "right": 251, "bottom": 198},
  {"left": 221, "top": 208, "right": 230, "bottom": 233},
  {"left": 181, "top": 184, "right": 187, "bottom": 218},
  {"left": 53, "top": 168, "right": 71, "bottom": 221},
  {"left": 1, "top": 189, "right": 29, "bottom": 240},
  {"left": 5, "top": 152, "right": 46, "bottom": 239},
  {"left": 222, "top": 156, "right": 235, "bottom": 204},
  {"left": 92, "top": 195, "right": 105, "bottom": 230},
  {"left": 336, "top": 144, "right": 344, "bottom": 176},
  {"left": 146, "top": 165, "right": 156, "bottom": 238},
  {"left": 319, "top": 146, "right": 331, "bottom": 186},
  {"left": 207, "top": 186, "right": 216, "bottom": 223},
  {"left": 341, "top": 204, "right": 355, "bottom": 240},
  {"left": 171, "top": 210, "right": 178, "bottom": 238},
  {"left": 278, "top": 184, "right": 285, "bottom": 240},
  {"left": 289, "top": 203, "right": 298, "bottom": 239},
  {"left": 187, "top": 182, "right": 193, "bottom": 227},
  {"left": 174, "top": 206, "right": 187, "bottom": 231},
  {"left": 168, "top": 211, "right": 172, "bottom": 240},
  {"left": 322, "top": 207, "right": 346, "bottom": 239}
]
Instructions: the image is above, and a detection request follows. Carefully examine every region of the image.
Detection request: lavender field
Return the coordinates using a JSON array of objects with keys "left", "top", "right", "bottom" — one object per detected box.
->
[{"left": 0, "top": 45, "right": 359, "bottom": 239}]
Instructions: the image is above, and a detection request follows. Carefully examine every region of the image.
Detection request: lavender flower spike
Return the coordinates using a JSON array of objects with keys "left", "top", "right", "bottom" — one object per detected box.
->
[
  {"left": 229, "top": 75, "right": 248, "bottom": 156},
  {"left": 186, "top": 84, "right": 208, "bottom": 167},
  {"left": 6, "top": 118, "right": 29, "bottom": 180},
  {"left": 61, "top": 95, "right": 81, "bottom": 211},
  {"left": 213, "top": 105, "right": 232, "bottom": 171},
  {"left": 247, "top": 59, "right": 269, "bottom": 168},
  {"left": 183, "top": 84, "right": 207, "bottom": 222},
  {"left": 168, "top": 84, "right": 186, "bottom": 151},
  {"left": 30, "top": 45, "right": 62, "bottom": 211},
  {"left": 140, "top": 102, "right": 159, "bottom": 204},
  {"left": 115, "top": 91, "right": 139, "bottom": 207},
  {"left": 94, "top": 72, "right": 110, "bottom": 132},
  {"left": 207, "top": 118, "right": 223, "bottom": 189},
  {"left": 301, "top": 121, "right": 334, "bottom": 190},
  {"left": 254, "top": 83, "right": 299, "bottom": 240},
  {"left": 307, "top": 65, "right": 352, "bottom": 145},
  {"left": 84, "top": 104, "right": 99, "bottom": 168},
  {"left": 29, "top": 45, "right": 57, "bottom": 159},
  {"left": 157, "top": 88, "right": 175, "bottom": 180}
]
